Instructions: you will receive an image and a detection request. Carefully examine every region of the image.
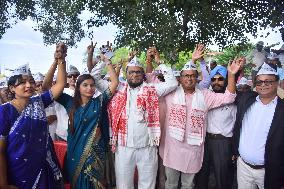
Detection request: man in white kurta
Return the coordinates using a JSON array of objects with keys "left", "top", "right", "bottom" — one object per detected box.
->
[{"left": 109, "top": 57, "right": 178, "bottom": 189}]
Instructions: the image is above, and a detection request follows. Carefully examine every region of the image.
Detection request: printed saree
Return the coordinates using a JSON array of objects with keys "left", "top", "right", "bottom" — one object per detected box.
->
[
  {"left": 57, "top": 88, "right": 114, "bottom": 189},
  {"left": 0, "top": 90, "right": 64, "bottom": 189}
]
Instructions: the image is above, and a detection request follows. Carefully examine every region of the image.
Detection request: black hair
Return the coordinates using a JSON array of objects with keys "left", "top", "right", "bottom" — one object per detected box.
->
[
  {"left": 68, "top": 74, "right": 95, "bottom": 134},
  {"left": 7, "top": 75, "right": 23, "bottom": 99}
]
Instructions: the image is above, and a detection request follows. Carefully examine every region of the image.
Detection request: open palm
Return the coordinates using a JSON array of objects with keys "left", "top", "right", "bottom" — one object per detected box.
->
[
  {"left": 228, "top": 58, "right": 242, "bottom": 74},
  {"left": 192, "top": 43, "right": 205, "bottom": 61}
]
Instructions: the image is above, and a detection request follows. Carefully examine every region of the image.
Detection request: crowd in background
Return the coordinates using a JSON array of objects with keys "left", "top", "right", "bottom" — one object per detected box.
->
[{"left": 0, "top": 41, "right": 284, "bottom": 189}]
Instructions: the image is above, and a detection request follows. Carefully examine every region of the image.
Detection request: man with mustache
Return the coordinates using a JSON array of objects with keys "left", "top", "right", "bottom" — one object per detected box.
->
[
  {"left": 159, "top": 43, "right": 242, "bottom": 189},
  {"left": 195, "top": 65, "right": 239, "bottom": 189},
  {"left": 233, "top": 62, "right": 284, "bottom": 189}
]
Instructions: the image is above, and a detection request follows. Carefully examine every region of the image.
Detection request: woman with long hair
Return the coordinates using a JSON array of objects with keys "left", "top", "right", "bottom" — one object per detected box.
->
[
  {"left": 47, "top": 52, "right": 118, "bottom": 188},
  {"left": 0, "top": 43, "right": 67, "bottom": 189}
]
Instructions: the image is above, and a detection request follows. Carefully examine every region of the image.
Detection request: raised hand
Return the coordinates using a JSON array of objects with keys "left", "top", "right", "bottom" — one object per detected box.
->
[
  {"left": 128, "top": 50, "right": 137, "bottom": 62},
  {"left": 146, "top": 47, "right": 155, "bottom": 61},
  {"left": 54, "top": 42, "right": 67, "bottom": 64},
  {"left": 87, "top": 41, "right": 96, "bottom": 55},
  {"left": 228, "top": 57, "right": 242, "bottom": 75},
  {"left": 192, "top": 43, "right": 205, "bottom": 62}
]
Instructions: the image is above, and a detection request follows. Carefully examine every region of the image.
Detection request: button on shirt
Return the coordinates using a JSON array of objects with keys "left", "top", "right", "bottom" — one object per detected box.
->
[
  {"left": 126, "top": 86, "right": 149, "bottom": 148},
  {"left": 239, "top": 96, "right": 277, "bottom": 165},
  {"left": 121, "top": 67, "right": 178, "bottom": 148},
  {"left": 207, "top": 104, "right": 237, "bottom": 137}
]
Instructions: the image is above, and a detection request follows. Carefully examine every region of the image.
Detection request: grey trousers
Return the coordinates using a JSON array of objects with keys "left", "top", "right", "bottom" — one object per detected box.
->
[{"left": 165, "top": 167, "right": 195, "bottom": 189}]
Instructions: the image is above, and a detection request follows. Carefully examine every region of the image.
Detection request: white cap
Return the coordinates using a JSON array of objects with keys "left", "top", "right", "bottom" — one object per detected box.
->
[
  {"left": 33, "top": 72, "right": 44, "bottom": 82},
  {"left": 0, "top": 77, "right": 8, "bottom": 88},
  {"left": 126, "top": 56, "right": 143, "bottom": 68},
  {"left": 237, "top": 77, "right": 250, "bottom": 87},
  {"left": 10, "top": 64, "right": 32, "bottom": 76},
  {"left": 173, "top": 71, "right": 181, "bottom": 77},
  {"left": 256, "top": 63, "right": 278, "bottom": 76},
  {"left": 267, "top": 53, "right": 279, "bottom": 60},
  {"left": 181, "top": 61, "right": 197, "bottom": 71},
  {"left": 67, "top": 65, "right": 80, "bottom": 75}
]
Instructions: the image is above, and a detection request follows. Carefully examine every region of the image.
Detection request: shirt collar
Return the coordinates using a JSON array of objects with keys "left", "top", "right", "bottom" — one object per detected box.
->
[{"left": 256, "top": 95, "right": 278, "bottom": 105}]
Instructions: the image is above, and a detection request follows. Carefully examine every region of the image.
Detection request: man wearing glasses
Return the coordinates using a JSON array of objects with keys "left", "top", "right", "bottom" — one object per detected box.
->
[
  {"left": 64, "top": 65, "right": 80, "bottom": 96},
  {"left": 108, "top": 56, "right": 178, "bottom": 189},
  {"left": 233, "top": 63, "right": 284, "bottom": 189},
  {"left": 159, "top": 44, "right": 242, "bottom": 189},
  {"left": 195, "top": 65, "right": 239, "bottom": 189}
]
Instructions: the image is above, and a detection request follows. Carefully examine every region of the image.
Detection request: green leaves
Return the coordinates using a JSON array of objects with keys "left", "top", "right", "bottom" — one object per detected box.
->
[{"left": 0, "top": 0, "right": 283, "bottom": 63}]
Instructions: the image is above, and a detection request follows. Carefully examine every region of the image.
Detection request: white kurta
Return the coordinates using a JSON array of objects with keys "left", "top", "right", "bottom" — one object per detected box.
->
[{"left": 115, "top": 66, "right": 178, "bottom": 189}]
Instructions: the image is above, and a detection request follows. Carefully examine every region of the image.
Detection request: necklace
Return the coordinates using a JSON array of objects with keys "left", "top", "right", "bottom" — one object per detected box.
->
[{"left": 11, "top": 100, "right": 26, "bottom": 113}]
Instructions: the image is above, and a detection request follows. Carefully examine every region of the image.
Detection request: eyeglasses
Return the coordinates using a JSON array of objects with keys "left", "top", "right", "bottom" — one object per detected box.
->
[
  {"left": 67, "top": 74, "right": 79, "bottom": 78},
  {"left": 128, "top": 70, "right": 144, "bottom": 75},
  {"left": 180, "top": 74, "right": 197, "bottom": 79},
  {"left": 211, "top": 77, "right": 225, "bottom": 82},
  {"left": 255, "top": 80, "right": 277, "bottom": 86}
]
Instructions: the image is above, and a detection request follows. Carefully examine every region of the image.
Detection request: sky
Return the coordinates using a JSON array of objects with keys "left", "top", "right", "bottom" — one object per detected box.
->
[
  {"left": 0, "top": 18, "right": 283, "bottom": 76},
  {"left": 0, "top": 18, "right": 117, "bottom": 76}
]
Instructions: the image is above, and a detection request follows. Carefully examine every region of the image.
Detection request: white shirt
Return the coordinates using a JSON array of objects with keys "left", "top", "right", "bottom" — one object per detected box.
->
[
  {"left": 207, "top": 104, "right": 237, "bottom": 137},
  {"left": 45, "top": 103, "right": 57, "bottom": 140},
  {"left": 278, "top": 53, "right": 284, "bottom": 66},
  {"left": 54, "top": 102, "right": 69, "bottom": 141},
  {"left": 63, "top": 88, "right": 75, "bottom": 96},
  {"left": 126, "top": 86, "right": 149, "bottom": 147},
  {"left": 239, "top": 96, "right": 277, "bottom": 165},
  {"left": 121, "top": 67, "right": 178, "bottom": 148}
]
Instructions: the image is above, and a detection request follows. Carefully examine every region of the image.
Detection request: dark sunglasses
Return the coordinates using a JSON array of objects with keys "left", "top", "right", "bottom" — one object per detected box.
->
[
  {"left": 67, "top": 74, "right": 79, "bottom": 78},
  {"left": 255, "top": 80, "right": 276, "bottom": 86},
  {"left": 211, "top": 77, "right": 225, "bottom": 82}
]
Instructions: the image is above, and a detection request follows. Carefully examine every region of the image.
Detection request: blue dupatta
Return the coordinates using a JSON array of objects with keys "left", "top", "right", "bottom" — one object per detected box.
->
[{"left": 0, "top": 90, "right": 63, "bottom": 189}]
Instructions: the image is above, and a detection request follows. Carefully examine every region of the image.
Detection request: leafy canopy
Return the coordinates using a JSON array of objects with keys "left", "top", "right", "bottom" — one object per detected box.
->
[{"left": 1, "top": 0, "right": 283, "bottom": 58}]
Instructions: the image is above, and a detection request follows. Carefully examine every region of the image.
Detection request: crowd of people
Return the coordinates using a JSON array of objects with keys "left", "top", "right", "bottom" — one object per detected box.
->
[{"left": 0, "top": 41, "right": 283, "bottom": 189}]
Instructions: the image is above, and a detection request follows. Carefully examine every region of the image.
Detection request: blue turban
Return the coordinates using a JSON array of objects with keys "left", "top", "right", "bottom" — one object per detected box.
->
[{"left": 210, "top": 65, "right": 227, "bottom": 79}]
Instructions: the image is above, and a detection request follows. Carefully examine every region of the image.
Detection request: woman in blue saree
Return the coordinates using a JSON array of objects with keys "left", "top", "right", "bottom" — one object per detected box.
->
[
  {"left": 0, "top": 43, "right": 67, "bottom": 189},
  {"left": 54, "top": 54, "right": 118, "bottom": 188}
]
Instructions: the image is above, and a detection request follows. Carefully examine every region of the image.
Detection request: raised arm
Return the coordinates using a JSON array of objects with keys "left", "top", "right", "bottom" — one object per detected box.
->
[
  {"left": 87, "top": 41, "right": 98, "bottom": 72},
  {"left": 50, "top": 43, "right": 67, "bottom": 99},
  {"left": 42, "top": 60, "right": 57, "bottom": 91},
  {"left": 227, "top": 57, "right": 243, "bottom": 94},
  {"left": 103, "top": 56, "right": 119, "bottom": 94},
  {"left": 146, "top": 47, "right": 155, "bottom": 73},
  {"left": 154, "top": 64, "right": 178, "bottom": 97},
  {"left": 198, "top": 58, "right": 211, "bottom": 89}
]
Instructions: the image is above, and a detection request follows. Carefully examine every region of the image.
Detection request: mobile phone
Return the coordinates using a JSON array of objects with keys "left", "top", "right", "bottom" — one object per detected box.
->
[{"left": 105, "top": 51, "right": 114, "bottom": 60}]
